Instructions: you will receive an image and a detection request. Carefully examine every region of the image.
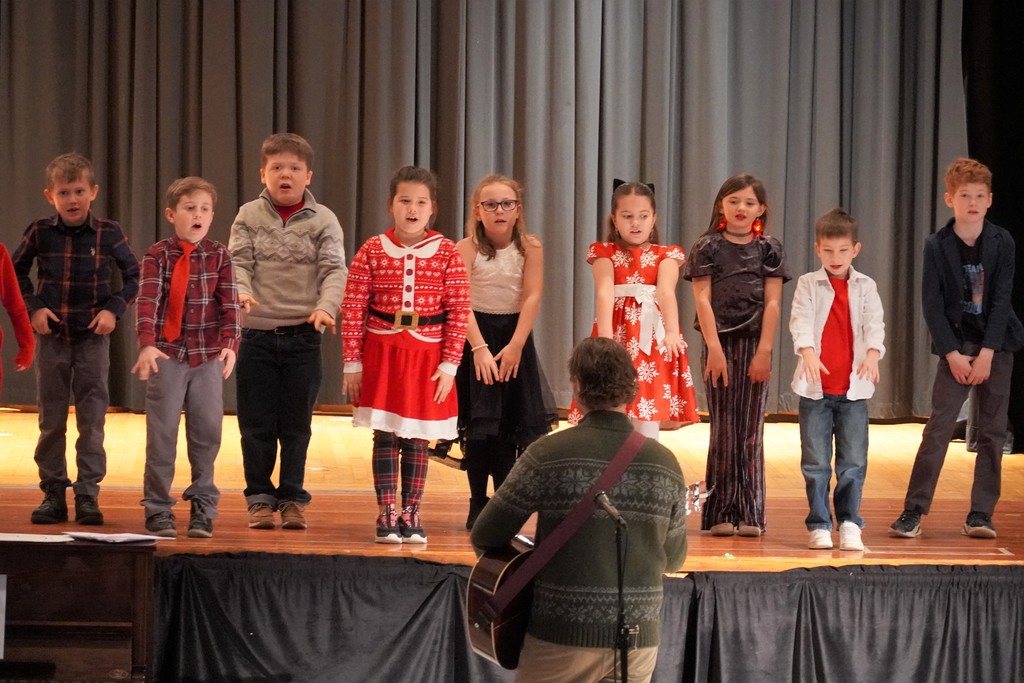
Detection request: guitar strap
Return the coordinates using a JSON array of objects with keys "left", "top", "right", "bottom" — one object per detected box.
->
[{"left": 477, "top": 429, "right": 648, "bottom": 628}]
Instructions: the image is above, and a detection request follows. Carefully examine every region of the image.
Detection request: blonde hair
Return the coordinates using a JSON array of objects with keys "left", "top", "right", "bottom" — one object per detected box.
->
[{"left": 466, "top": 174, "right": 528, "bottom": 259}]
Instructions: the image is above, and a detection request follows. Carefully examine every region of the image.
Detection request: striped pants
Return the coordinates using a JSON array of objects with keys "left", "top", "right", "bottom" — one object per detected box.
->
[{"left": 700, "top": 336, "right": 769, "bottom": 532}]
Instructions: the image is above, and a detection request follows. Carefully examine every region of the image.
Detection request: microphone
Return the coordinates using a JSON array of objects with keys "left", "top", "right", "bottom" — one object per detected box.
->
[{"left": 595, "top": 491, "right": 627, "bottom": 528}]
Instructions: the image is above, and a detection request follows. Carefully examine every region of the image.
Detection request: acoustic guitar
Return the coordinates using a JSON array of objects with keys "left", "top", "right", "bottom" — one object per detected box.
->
[{"left": 467, "top": 481, "right": 710, "bottom": 669}]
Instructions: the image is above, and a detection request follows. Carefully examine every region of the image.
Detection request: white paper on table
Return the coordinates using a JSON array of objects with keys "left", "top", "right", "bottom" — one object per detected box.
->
[{"left": 63, "top": 532, "right": 164, "bottom": 543}]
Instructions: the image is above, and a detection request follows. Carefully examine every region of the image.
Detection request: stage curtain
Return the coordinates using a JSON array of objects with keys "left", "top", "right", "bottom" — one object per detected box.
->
[
  {"left": 0, "top": 0, "right": 963, "bottom": 418},
  {"left": 154, "top": 555, "right": 1023, "bottom": 682}
]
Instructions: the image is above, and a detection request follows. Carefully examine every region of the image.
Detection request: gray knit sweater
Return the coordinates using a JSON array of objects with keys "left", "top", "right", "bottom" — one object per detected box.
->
[{"left": 471, "top": 410, "right": 688, "bottom": 649}]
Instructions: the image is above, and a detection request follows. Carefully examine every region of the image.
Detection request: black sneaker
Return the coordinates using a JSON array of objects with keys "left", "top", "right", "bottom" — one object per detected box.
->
[
  {"left": 31, "top": 489, "right": 68, "bottom": 524},
  {"left": 74, "top": 494, "right": 104, "bottom": 525},
  {"left": 376, "top": 505, "right": 402, "bottom": 544},
  {"left": 187, "top": 505, "right": 214, "bottom": 539},
  {"left": 962, "top": 511, "right": 996, "bottom": 539},
  {"left": 889, "top": 510, "right": 921, "bottom": 538},
  {"left": 399, "top": 505, "right": 427, "bottom": 544},
  {"left": 145, "top": 510, "right": 177, "bottom": 537}
]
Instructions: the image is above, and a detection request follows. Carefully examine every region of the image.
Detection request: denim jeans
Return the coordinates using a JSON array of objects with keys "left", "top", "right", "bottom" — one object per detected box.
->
[
  {"left": 799, "top": 394, "right": 868, "bottom": 530},
  {"left": 236, "top": 327, "right": 322, "bottom": 506}
]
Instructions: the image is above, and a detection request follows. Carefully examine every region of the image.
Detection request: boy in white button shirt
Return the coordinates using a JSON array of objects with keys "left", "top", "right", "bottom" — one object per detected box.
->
[{"left": 789, "top": 208, "right": 885, "bottom": 551}]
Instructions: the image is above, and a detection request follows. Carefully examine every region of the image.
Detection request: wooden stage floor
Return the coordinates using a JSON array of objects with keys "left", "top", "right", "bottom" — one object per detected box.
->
[{"left": 1, "top": 408, "right": 1022, "bottom": 573}]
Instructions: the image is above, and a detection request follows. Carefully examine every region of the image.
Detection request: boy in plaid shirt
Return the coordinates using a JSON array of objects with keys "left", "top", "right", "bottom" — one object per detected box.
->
[
  {"left": 132, "top": 177, "right": 240, "bottom": 538},
  {"left": 13, "top": 153, "right": 140, "bottom": 526}
]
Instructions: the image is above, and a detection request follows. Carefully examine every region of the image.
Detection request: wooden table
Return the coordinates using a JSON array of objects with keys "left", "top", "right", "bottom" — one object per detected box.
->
[{"left": 0, "top": 537, "right": 155, "bottom": 681}]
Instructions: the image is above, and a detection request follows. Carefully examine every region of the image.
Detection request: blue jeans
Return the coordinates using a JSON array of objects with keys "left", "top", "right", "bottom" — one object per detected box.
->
[
  {"left": 236, "top": 327, "right": 322, "bottom": 507},
  {"left": 799, "top": 394, "right": 868, "bottom": 530}
]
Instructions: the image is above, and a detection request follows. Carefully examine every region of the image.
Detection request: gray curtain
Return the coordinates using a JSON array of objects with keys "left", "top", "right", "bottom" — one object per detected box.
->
[{"left": 0, "top": 0, "right": 965, "bottom": 418}]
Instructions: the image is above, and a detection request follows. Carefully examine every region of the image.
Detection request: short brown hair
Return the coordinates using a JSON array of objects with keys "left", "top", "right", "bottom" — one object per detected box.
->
[
  {"left": 166, "top": 177, "right": 218, "bottom": 210},
  {"left": 814, "top": 208, "right": 858, "bottom": 243},
  {"left": 568, "top": 337, "right": 638, "bottom": 412},
  {"left": 261, "top": 133, "right": 314, "bottom": 169},
  {"left": 46, "top": 153, "right": 95, "bottom": 189},
  {"left": 944, "top": 157, "right": 992, "bottom": 194}
]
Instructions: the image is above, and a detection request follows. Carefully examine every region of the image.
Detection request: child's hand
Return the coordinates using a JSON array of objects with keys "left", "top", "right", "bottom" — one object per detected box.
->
[
  {"left": 238, "top": 293, "right": 260, "bottom": 313},
  {"left": 308, "top": 309, "right": 336, "bottom": 334},
  {"left": 494, "top": 341, "right": 524, "bottom": 382},
  {"left": 660, "top": 331, "right": 685, "bottom": 358},
  {"left": 945, "top": 351, "right": 973, "bottom": 384},
  {"left": 343, "top": 371, "right": 362, "bottom": 404},
  {"left": 704, "top": 346, "right": 729, "bottom": 388},
  {"left": 431, "top": 368, "right": 455, "bottom": 403},
  {"left": 131, "top": 345, "right": 169, "bottom": 381},
  {"left": 966, "top": 348, "right": 993, "bottom": 384},
  {"left": 473, "top": 347, "right": 500, "bottom": 385},
  {"left": 856, "top": 350, "right": 881, "bottom": 383},
  {"left": 219, "top": 348, "right": 237, "bottom": 379},
  {"left": 31, "top": 308, "right": 58, "bottom": 335},
  {"left": 88, "top": 310, "right": 116, "bottom": 335},
  {"left": 748, "top": 347, "right": 772, "bottom": 383},
  {"left": 799, "top": 348, "right": 829, "bottom": 385}
]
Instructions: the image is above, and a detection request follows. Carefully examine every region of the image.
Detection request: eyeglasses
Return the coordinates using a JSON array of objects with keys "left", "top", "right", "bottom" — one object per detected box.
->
[{"left": 478, "top": 199, "right": 519, "bottom": 212}]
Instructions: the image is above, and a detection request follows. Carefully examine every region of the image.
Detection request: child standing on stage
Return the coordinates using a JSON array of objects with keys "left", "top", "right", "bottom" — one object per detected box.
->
[
  {"left": 13, "top": 153, "right": 140, "bottom": 526},
  {"left": 890, "top": 158, "right": 1023, "bottom": 539},
  {"left": 342, "top": 166, "right": 470, "bottom": 543},
  {"left": 683, "top": 173, "right": 790, "bottom": 537},
  {"left": 133, "top": 177, "right": 241, "bottom": 538},
  {"left": 0, "top": 242, "right": 35, "bottom": 395},
  {"left": 229, "top": 133, "right": 348, "bottom": 531},
  {"left": 789, "top": 208, "right": 885, "bottom": 551},
  {"left": 455, "top": 174, "right": 557, "bottom": 530},
  {"left": 568, "top": 180, "right": 699, "bottom": 438}
]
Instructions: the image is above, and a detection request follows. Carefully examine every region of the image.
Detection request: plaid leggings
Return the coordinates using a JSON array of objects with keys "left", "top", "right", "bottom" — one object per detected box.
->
[{"left": 372, "top": 430, "right": 429, "bottom": 508}]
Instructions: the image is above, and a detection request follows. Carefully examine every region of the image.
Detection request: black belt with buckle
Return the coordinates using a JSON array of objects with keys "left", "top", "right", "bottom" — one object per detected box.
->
[
  {"left": 368, "top": 307, "right": 446, "bottom": 330},
  {"left": 263, "top": 322, "right": 317, "bottom": 335}
]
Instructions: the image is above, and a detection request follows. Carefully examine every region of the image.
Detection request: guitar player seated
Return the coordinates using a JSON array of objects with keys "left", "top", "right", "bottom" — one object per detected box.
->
[{"left": 470, "top": 337, "right": 689, "bottom": 682}]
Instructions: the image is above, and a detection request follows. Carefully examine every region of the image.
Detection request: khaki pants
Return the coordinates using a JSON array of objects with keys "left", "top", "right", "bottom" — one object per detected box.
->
[{"left": 514, "top": 633, "right": 658, "bottom": 683}]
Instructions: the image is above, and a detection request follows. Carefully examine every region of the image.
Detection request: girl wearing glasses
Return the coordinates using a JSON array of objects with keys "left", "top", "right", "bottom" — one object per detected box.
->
[
  {"left": 453, "top": 174, "right": 557, "bottom": 530},
  {"left": 568, "top": 180, "right": 699, "bottom": 439}
]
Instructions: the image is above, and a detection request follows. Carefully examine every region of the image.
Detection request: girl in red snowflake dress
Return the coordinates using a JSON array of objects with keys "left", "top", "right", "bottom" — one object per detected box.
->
[{"left": 568, "top": 180, "right": 699, "bottom": 438}]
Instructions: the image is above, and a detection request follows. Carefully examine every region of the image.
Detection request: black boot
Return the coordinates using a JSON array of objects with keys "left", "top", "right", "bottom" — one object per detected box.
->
[
  {"left": 74, "top": 494, "right": 104, "bottom": 525},
  {"left": 31, "top": 487, "right": 68, "bottom": 524},
  {"left": 466, "top": 497, "right": 489, "bottom": 530}
]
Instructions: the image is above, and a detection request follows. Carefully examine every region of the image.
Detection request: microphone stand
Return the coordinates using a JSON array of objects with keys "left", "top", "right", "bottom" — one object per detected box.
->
[{"left": 596, "top": 492, "right": 631, "bottom": 682}]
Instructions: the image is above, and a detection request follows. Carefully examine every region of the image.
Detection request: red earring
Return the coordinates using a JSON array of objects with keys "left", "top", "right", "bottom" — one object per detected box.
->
[
  {"left": 716, "top": 215, "right": 727, "bottom": 231},
  {"left": 751, "top": 218, "right": 764, "bottom": 235}
]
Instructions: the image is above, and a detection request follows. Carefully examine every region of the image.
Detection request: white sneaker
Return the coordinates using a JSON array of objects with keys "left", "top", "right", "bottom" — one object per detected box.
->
[
  {"left": 807, "top": 529, "right": 833, "bottom": 549},
  {"left": 839, "top": 521, "right": 864, "bottom": 551}
]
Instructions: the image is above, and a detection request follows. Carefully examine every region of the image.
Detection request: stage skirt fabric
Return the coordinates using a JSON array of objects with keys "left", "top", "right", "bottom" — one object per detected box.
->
[
  {"left": 455, "top": 311, "right": 557, "bottom": 448},
  {"left": 352, "top": 330, "right": 458, "bottom": 440}
]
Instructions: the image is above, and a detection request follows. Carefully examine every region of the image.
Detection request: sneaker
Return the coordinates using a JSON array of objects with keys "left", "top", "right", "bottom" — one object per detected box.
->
[
  {"left": 889, "top": 510, "right": 921, "bottom": 538},
  {"left": 375, "top": 505, "right": 402, "bottom": 544},
  {"left": 187, "top": 505, "right": 214, "bottom": 538},
  {"left": 145, "top": 511, "right": 177, "bottom": 538},
  {"left": 74, "top": 494, "right": 104, "bottom": 525},
  {"left": 31, "top": 489, "right": 68, "bottom": 524},
  {"left": 839, "top": 521, "right": 864, "bottom": 551},
  {"left": 398, "top": 505, "right": 427, "bottom": 543},
  {"left": 248, "top": 503, "right": 275, "bottom": 529},
  {"left": 279, "top": 502, "right": 307, "bottom": 530},
  {"left": 807, "top": 529, "right": 833, "bottom": 549},
  {"left": 709, "top": 522, "right": 735, "bottom": 537},
  {"left": 962, "top": 511, "right": 997, "bottom": 539},
  {"left": 737, "top": 523, "right": 762, "bottom": 538}
]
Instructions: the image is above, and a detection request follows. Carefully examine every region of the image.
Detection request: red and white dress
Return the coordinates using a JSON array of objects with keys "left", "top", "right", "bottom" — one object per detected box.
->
[
  {"left": 342, "top": 228, "right": 470, "bottom": 439},
  {"left": 569, "top": 241, "right": 699, "bottom": 428}
]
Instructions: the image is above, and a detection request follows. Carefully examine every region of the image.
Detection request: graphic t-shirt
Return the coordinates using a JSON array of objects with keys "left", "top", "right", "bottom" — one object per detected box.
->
[{"left": 957, "top": 232, "right": 985, "bottom": 347}]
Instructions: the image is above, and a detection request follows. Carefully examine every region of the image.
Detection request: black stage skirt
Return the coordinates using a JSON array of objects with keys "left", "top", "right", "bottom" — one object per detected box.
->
[{"left": 455, "top": 311, "right": 558, "bottom": 448}]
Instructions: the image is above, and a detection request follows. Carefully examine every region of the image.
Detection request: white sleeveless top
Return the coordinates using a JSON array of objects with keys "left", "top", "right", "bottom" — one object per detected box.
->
[{"left": 471, "top": 244, "right": 524, "bottom": 314}]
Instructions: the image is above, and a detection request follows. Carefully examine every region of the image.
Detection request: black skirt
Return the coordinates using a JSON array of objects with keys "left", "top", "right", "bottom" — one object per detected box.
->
[{"left": 455, "top": 311, "right": 558, "bottom": 448}]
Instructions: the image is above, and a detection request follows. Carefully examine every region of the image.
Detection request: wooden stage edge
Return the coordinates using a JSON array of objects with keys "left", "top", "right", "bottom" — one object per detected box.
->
[{"left": 0, "top": 409, "right": 1022, "bottom": 573}]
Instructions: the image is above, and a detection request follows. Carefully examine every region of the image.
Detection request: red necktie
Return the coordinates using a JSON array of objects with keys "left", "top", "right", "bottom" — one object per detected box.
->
[{"left": 164, "top": 242, "right": 196, "bottom": 342}]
